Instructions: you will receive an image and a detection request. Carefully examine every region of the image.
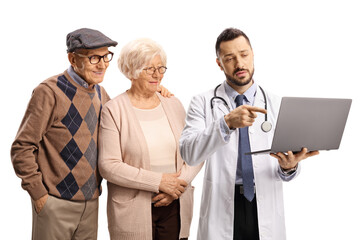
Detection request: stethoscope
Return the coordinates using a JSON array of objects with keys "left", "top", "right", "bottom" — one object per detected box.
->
[{"left": 210, "top": 84, "right": 272, "bottom": 132}]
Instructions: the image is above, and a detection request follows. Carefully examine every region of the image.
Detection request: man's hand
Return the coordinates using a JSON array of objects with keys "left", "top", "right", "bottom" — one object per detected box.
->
[
  {"left": 34, "top": 194, "right": 48, "bottom": 214},
  {"left": 224, "top": 105, "right": 267, "bottom": 129},
  {"left": 157, "top": 85, "right": 173, "bottom": 98},
  {"left": 152, "top": 192, "right": 175, "bottom": 207},
  {"left": 270, "top": 147, "right": 320, "bottom": 170},
  {"left": 159, "top": 172, "right": 187, "bottom": 199}
]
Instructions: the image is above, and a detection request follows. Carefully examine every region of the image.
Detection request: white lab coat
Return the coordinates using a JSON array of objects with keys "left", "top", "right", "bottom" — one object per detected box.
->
[{"left": 180, "top": 82, "right": 299, "bottom": 240}]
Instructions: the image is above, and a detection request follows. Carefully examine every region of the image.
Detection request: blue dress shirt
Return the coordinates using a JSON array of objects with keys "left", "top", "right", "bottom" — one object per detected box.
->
[{"left": 67, "top": 66, "right": 93, "bottom": 89}]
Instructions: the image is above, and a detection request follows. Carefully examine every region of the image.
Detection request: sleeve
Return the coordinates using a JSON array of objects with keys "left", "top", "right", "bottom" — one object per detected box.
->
[
  {"left": 219, "top": 116, "right": 235, "bottom": 141},
  {"left": 171, "top": 97, "right": 204, "bottom": 183},
  {"left": 277, "top": 163, "right": 301, "bottom": 182},
  {"left": 178, "top": 162, "right": 203, "bottom": 184},
  {"left": 178, "top": 117, "right": 235, "bottom": 183},
  {"left": 98, "top": 104, "right": 162, "bottom": 193},
  {"left": 179, "top": 94, "right": 231, "bottom": 166},
  {"left": 10, "top": 84, "right": 56, "bottom": 200}
]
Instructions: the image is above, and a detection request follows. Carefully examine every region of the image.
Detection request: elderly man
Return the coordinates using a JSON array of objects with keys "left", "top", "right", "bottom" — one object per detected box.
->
[
  {"left": 180, "top": 28, "right": 319, "bottom": 240},
  {"left": 10, "top": 28, "right": 116, "bottom": 240}
]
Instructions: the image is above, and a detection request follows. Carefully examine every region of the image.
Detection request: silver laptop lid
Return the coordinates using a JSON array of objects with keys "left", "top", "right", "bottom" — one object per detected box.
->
[{"left": 271, "top": 97, "right": 352, "bottom": 153}]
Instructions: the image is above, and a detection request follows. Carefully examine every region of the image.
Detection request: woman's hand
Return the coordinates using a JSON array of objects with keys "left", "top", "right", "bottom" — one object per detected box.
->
[
  {"left": 157, "top": 85, "right": 174, "bottom": 98},
  {"left": 152, "top": 192, "right": 175, "bottom": 207},
  {"left": 159, "top": 172, "right": 187, "bottom": 199}
]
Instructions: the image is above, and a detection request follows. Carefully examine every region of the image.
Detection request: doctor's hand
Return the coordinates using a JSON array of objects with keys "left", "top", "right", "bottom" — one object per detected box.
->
[
  {"left": 224, "top": 105, "right": 267, "bottom": 129},
  {"left": 270, "top": 147, "right": 320, "bottom": 171},
  {"left": 152, "top": 192, "right": 175, "bottom": 207},
  {"left": 159, "top": 172, "right": 187, "bottom": 199}
]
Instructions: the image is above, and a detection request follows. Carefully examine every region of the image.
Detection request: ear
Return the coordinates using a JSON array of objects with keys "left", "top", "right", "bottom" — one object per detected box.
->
[
  {"left": 68, "top": 53, "right": 76, "bottom": 67},
  {"left": 216, "top": 58, "right": 224, "bottom": 71}
]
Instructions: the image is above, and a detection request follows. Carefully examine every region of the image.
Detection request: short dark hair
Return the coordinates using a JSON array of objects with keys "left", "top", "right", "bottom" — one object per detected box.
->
[{"left": 215, "top": 28, "right": 252, "bottom": 57}]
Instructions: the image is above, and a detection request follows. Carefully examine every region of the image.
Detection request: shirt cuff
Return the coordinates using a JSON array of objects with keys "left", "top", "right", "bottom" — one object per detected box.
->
[
  {"left": 278, "top": 164, "right": 298, "bottom": 181},
  {"left": 220, "top": 116, "right": 235, "bottom": 141}
]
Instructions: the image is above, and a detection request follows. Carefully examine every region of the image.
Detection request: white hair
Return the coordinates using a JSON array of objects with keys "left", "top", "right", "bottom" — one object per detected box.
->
[{"left": 118, "top": 38, "right": 167, "bottom": 80}]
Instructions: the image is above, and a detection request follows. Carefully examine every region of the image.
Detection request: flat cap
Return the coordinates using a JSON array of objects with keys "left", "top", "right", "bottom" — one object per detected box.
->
[{"left": 66, "top": 28, "right": 118, "bottom": 52}]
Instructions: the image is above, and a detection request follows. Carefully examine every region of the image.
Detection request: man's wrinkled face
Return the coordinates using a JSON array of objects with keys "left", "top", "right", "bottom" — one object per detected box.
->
[
  {"left": 216, "top": 36, "right": 254, "bottom": 88},
  {"left": 69, "top": 47, "right": 110, "bottom": 88}
]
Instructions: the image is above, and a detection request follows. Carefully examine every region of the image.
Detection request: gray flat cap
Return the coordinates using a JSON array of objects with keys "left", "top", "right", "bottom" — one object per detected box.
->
[{"left": 66, "top": 28, "right": 118, "bottom": 52}]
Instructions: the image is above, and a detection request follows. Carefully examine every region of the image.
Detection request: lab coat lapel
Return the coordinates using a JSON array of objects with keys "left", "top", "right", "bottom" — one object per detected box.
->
[
  {"left": 213, "top": 82, "right": 239, "bottom": 176},
  {"left": 214, "top": 82, "right": 233, "bottom": 115},
  {"left": 249, "top": 85, "right": 271, "bottom": 152}
]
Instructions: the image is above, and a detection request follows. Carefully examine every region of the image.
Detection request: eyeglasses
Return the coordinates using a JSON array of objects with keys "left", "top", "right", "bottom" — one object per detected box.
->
[
  {"left": 143, "top": 66, "right": 167, "bottom": 75},
  {"left": 74, "top": 52, "right": 114, "bottom": 64}
]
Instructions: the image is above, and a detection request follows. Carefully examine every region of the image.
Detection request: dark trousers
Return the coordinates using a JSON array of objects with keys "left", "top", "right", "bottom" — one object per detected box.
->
[
  {"left": 152, "top": 199, "right": 188, "bottom": 240},
  {"left": 233, "top": 185, "right": 260, "bottom": 240}
]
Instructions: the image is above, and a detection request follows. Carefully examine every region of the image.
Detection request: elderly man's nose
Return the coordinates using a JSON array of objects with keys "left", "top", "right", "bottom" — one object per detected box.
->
[{"left": 97, "top": 58, "right": 106, "bottom": 68}]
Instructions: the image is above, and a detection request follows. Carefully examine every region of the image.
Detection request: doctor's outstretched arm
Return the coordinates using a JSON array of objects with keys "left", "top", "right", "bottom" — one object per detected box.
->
[{"left": 180, "top": 94, "right": 267, "bottom": 166}]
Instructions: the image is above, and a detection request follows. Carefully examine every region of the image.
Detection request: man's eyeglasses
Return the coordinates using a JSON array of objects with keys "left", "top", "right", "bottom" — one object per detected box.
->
[
  {"left": 74, "top": 52, "right": 114, "bottom": 64},
  {"left": 143, "top": 66, "right": 167, "bottom": 75}
]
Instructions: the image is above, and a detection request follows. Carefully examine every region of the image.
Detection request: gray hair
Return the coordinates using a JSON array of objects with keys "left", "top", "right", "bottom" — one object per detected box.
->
[{"left": 118, "top": 38, "right": 167, "bottom": 80}]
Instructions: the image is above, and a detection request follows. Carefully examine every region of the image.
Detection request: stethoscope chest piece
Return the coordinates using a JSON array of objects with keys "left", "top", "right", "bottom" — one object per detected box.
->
[{"left": 261, "top": 121, "right": 272, "bottom": 132}]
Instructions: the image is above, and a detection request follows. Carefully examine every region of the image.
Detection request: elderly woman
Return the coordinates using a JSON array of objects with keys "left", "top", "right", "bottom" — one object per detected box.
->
[{"left": 98, "top": 38, "right": 202, "bottom": 240}]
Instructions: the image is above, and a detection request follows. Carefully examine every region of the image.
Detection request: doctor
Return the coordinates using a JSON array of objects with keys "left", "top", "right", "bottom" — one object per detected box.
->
[{"left": 179, "top": 28, "right": 319, "bottom": 240}]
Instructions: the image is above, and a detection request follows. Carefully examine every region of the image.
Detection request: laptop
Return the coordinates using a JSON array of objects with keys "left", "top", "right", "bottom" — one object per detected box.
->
[{"left": 248, "top": 97, "right": 352, "bottom": 155}]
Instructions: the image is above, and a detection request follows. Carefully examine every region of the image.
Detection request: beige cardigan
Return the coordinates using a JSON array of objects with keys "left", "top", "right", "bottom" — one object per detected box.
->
[{"left": 98, "top": 92, "right": 202, "bottom": 240}]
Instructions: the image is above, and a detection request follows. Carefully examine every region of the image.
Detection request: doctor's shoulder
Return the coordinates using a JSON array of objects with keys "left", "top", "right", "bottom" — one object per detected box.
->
[
  {"left": 189, "top": 88, "right": 214, "bottom": 105},
  {"left": 184, "top": 93, "right": 211, "bottom": 116}
]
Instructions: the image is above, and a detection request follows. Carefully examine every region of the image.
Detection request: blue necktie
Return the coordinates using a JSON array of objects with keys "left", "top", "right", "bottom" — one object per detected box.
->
[{"left": 235, "top": 95, "right": 255, "bottom": 202}]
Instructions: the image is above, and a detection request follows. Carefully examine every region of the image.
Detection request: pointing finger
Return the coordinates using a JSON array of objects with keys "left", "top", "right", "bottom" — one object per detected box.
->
[
  {"left": 248, "top": 111, "right": 258, "bottom": 119},
  {"left": 243, "top": 105, "right": 267, "bottom": 115}
]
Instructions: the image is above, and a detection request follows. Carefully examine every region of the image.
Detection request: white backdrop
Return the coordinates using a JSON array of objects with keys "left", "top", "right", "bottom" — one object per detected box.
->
[{"left": 1, "top": 0, "right": 359, "bottom": 239}]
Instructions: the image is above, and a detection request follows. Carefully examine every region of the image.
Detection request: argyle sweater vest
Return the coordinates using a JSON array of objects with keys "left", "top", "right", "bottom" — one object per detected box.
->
[{"left": 11, "top": 71, "right": 110, "bottom": 201}]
